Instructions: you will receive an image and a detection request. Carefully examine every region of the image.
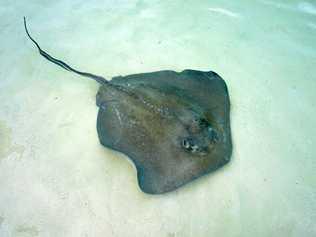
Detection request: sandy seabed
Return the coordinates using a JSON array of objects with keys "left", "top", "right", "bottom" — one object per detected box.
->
[{"left": 0, "top": 0, "right": 315, "bottom": 236}]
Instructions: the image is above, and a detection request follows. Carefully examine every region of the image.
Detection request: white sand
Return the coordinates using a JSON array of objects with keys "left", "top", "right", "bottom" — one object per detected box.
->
[{"left": 0, "top": 0, "right": 315, "bottom": 236}]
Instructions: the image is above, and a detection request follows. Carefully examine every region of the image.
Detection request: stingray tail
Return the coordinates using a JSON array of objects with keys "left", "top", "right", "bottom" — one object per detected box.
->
[{"left": 23, "top": 17, "right": 109, "bottom": 85}]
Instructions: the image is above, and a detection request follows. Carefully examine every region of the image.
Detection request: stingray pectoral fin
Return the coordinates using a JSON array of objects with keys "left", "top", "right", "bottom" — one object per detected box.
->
[
  {"left": 136, "top": 165, "right": 165, "bottom": 194},
  {"left": 136, "top": 165, "right": 188, "bottom": 194},
  {"left": 97, "top": 105, "right": 124, "bottom": 148},
  {"left": 134, "top": 145, "right": 231, "bottom": 194},
  {"left": 133, "top": 152, "right": 203, "bottom": 194}
]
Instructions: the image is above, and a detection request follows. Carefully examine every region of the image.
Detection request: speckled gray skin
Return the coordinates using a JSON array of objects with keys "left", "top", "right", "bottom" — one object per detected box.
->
[
  {"left": 96, "top": 70, "right": 232, "bottom": 193},
  {"left": 24, "top": 18, "right": 232, "bottom": 194}
]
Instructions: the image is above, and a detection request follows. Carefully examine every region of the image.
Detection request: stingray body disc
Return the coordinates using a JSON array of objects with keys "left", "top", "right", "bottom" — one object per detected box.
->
[{"left": 96, "top": 69, "right": 232, "bottom": 194}]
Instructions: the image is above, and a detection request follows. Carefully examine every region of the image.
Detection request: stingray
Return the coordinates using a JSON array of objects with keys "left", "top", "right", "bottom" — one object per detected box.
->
[{"left": 23, "top": 17, "right": 232, "bottom": 194}]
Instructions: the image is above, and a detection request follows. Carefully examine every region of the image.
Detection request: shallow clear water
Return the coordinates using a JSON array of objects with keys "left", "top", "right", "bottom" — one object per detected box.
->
[{"left": 0, "top": 0, "right": 315, "bottom": 236}]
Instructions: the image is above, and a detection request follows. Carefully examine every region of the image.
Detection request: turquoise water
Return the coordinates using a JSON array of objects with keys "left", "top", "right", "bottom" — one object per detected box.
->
[{"left": 0, "top": 0, "right": 315, "bottom": 236}]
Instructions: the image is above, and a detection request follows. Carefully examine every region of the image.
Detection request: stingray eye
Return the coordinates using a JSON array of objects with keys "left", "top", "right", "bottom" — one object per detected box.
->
[
  {"left": 182, "top": 138, "right": 191, "bottom": 149},
  {"left": 181, "top": 138, "right": 200, "bottom": 153},
  {"left": 198, "top": 118, "right": 209, "bottom": 127}
]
